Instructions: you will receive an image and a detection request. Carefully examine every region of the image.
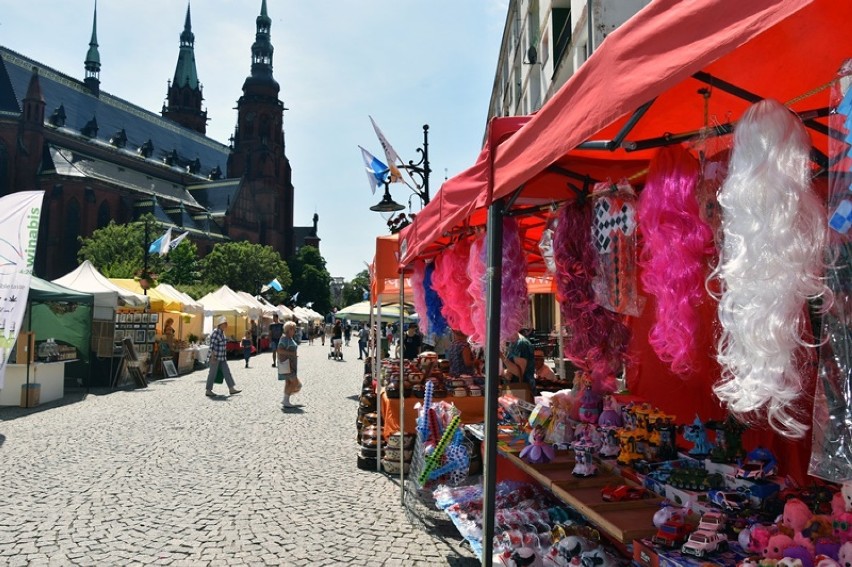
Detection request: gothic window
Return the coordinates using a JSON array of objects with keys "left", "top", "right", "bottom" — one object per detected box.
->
[
  {"left": 63, "top": 198, "right": 81, "bottom": 272},
  {"left": 97, "top": 200, "right": 110, "bottom": 229}
]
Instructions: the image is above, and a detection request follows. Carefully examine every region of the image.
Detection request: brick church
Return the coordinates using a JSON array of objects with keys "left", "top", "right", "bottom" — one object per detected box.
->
[{"left": 0, "top": 0, "right": 319, "bottom": 279}]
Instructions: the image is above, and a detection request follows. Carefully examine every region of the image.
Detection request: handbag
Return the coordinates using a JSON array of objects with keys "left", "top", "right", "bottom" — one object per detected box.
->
[
  {"left": 214, "top": 364, "right": 224, "bottom": 384},
  {"left": 279, "top": 358, "right": 292, "bottom": 374}
]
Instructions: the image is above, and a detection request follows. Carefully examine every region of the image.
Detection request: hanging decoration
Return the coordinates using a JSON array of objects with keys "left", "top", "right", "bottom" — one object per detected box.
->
[
  {"left": 590, "top": 180, "right": 641, "bottom": 316},
  {"left": 423, "top": 262, "right": 448, "bottom": 338},
  {"left": 411, "top": 260, "right": 428, "bottom": 336},
  {"left": 500, "top": 218, "right": 529, "bottom": 344},
  {"left": 538, "top": 216, "right": 557, "bottom": 274},
  {"left": 638, "top": 145, "right": 715, "bottom": 376},
  {"left": 713, "top": 98, "right": 830, "bottom": 440},
  {"left": 431, "top": 239, "right": 475, "bottom": 336},
  {"left": 554, "top": 200, "right": 630, "bottom": 394},
  {"left": 811, "top": 59, "right": 852, "bottom": 481},
  {"left": 467, "top": 233, "right": 488, "bottom": 346}
]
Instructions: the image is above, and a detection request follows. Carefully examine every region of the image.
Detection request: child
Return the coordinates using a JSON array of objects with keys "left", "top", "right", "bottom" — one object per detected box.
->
[{"left": 241, "top": 330, "right": 252, "bottom": 368}]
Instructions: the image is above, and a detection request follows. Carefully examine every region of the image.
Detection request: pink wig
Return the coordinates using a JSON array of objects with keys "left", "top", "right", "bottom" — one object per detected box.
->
[
  {"left": 554, "top": 200, "right": 630, "bottom": 393},
  {"left": 432, "top": 239, "right": 475, "bottom": 336},
  {"left": 467, "top": 233, "right": 488, "bottom": 345},
  {"left": 712, "top": 99, "right": 830, "bottom": 439},
  {"left": 500, "top": 218, "right": 529, "bottom": 343},
  {"left": 638, "top": 145, "right": 715, "bottom": 376},
  {"left": 411, "top": 260, "right": 429, "bottom": 336}
]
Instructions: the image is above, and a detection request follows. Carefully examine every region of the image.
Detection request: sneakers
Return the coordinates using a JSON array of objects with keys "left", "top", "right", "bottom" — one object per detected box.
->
[
  {"left": 205, "top": 390, "right": 216, "bottom": 397},
  {"left": 229, "top": 388, "right": 242, "bottom": 395},
  {"left": 271, "top": 363, "right": 277, "bottom": 367}
]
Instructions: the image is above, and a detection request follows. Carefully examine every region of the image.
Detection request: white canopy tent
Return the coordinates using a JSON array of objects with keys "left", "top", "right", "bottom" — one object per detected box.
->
[
  {"left": 53, "top": 260, "right": 148, "bottom": 319},
  {"left": 197, "top": 285, "right": 255, "bottom": 340}
]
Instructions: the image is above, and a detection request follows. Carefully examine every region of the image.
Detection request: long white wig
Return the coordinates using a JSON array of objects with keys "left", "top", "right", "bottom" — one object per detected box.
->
[{"left": 712, "top": 98, "right": 829, "bottom": 439}]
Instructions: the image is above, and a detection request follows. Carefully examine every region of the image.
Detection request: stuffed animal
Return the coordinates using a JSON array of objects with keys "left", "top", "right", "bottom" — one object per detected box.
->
[
  {"left": 781, "top": 546, "right": 814, "bottom": 567},
  {"left": 777, "top": 559, "right": 805, "bottom": 567},
  {"left": 841, "top": 481, "right": 852, "bottom": 511},
  {"left": 814, "top": 555, "right": 840, "bottom": 567},
  {"left": 838, "top": 541, "right": 852, "bottom": 567},
  {"left": 783, "top": 498, "right": 815, "bottom": 554},
  {"left": 750, "top": 524, "right": 776, "bottom": 554},
  {"left": 765, "top": 534, "right": 796, "bottom": 560}
]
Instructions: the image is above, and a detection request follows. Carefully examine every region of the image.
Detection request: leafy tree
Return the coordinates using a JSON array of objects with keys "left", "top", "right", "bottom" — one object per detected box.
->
[
  {"left": 78, "top": 214, "right": 166, "bottom": 278},
  {"left": 288, "top": 245, "right": 332, "bottom": 313},
  {"left": 201, "top": 241, "right": 291, "bottom": 294},
  {"left": 175, "top": 282, "right": 218, "bottom": 300},
  {"left": 341, "top": 269, "right": 371, "bottom": 306},
  {"left": 160, "top": 239, "right": 201, "bottom": 286}
]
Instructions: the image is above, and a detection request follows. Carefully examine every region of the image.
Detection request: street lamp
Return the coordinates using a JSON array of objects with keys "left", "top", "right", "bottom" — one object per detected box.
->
[{"left": 368, "top": 124, "right": 431, "bottom": 216}]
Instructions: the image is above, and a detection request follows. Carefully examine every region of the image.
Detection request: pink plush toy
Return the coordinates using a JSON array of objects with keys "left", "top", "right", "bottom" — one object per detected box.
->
[
  {"left": 838, "top": 542, "right": 852, "bottom": 567},
  {"left": 784, "top": 498, "right": 815, "bottom": 554},
  {"left": 750, "top": 524, "right": 776, "bottom": 554},
  {"left": 765, "top": 534, "right": 796, "bottom": 560}
]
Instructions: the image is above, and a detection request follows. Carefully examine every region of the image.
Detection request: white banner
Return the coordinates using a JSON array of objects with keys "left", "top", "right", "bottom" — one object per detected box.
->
[{"left": 0, "top": 191, "right": 45, "bottom": 389}]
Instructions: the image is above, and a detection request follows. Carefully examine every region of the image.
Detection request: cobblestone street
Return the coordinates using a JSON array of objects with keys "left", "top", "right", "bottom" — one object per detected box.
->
[{"left": 0, "top": 340, "right": 478, "bottom": 566}]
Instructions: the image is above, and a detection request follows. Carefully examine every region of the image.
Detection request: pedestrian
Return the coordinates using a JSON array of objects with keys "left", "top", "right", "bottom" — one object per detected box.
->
[
  {"left": 344, "top": 322, "right": 352, "bottom": 347},
  {"left": 447, "top": 329, "right": 475, "bottom": 376},
  {"left": 402, "top": 323, "right": 422, "bottom": 360},
  {"left": 500, "top": 329, "right": 536, "bottom": 396},
  {"left": 308, "top": 323, "right": 315, "bottom": 345},
  {"left": 331, "top": 319, "right": 343, "bottom": 360},
  {"left": 241, "top": 330, "right": 253, "bottom": 368},
  {"left": 250, "top": 319, "right": 258, "bottom": 351},
  {"left": 357, "top": 325, "right": 368, "bottom": 360},
  {"left": 268, "top": 313, "right": 284, "bottom": 367},
  {"left": 205, "top": 316, "right": 241, "bottom": 397},
  {"left": 321, "top": 323, "right": 327, "bottom": 346},
  {"left": 278, "top": 321, "right": 302, "bottom": 408}
]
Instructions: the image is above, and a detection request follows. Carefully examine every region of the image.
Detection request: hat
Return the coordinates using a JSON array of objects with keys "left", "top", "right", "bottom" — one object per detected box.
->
[{"left": 216, "top": 316, "right": 228, "bottom": 326}]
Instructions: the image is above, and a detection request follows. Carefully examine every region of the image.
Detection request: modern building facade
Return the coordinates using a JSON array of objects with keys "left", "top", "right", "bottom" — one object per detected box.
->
[{"left": 0, "top": 1, "right": 319, "bottom": 279}]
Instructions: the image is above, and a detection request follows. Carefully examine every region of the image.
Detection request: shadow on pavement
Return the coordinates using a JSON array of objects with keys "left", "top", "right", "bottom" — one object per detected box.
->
[
  {"left": 281, "top": 406, "right": 306, "bottom": 414},
  {"left": 0, "top": 387, "right": 91, "bottom": 421}
]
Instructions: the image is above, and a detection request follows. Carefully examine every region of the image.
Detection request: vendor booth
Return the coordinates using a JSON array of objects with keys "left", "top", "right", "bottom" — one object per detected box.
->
[
  {"left": 374, "top": 0, "right": 852, "bottom": 564},
  {"left": 0, "top": 277, "right": 94, "bottom": 406},
  {"left": 197, "top": 285, "right": 259, "bottom": 358},
  {"left": 53, "top": 261, "right": 150, "bottom": 387}
]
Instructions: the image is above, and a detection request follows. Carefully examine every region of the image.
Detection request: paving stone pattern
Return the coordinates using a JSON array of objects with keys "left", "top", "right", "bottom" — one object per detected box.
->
[{"left": 0, "top": 340, "right": 479, "bottom": 566}]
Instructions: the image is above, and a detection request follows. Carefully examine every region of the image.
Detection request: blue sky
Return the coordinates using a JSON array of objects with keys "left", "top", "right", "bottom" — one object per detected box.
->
[{"left": 0, "top": 0, "right": 508, "bottom": 280}]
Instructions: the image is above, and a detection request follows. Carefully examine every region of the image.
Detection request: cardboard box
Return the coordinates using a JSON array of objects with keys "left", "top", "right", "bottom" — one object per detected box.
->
[
  {"left": 15, "top": 331, "right": 34, "bottom": 364},
  {"left": 633, "top": 538, "right": 750, "bottom": 567},
  {"left": 20, "top": 383, "right": 40, "bottom": 408}
]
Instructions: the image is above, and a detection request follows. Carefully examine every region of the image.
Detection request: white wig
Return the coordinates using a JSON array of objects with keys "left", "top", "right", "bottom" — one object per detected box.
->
[{"left": 712, "top": 98, "right": 829, "bottom": 439}]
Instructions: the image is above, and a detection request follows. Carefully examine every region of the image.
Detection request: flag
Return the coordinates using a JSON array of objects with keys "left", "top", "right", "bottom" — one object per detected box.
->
[
  {"left": 168, "top": 231, "right": 189, "bottom": 250},
  {"left": 369, "top": 116, "right": 402, "bottom": 182},
  {"left": 290, "top": 291, "right": 299, "bottom": 304},
  {"left": 359, "top": 146, "right": 390, "bottom": 194},
  {"left": 0, "top": 191, "right": 45, "bottom": 389},
  {"left": 148, "top": 228, "right": 172, "bottom": 256},
  {"left": 362, "top": 287, "right": 369, "bottom": 301},
  {"left": 266, "top": 278, "right": 283, "bottom": 292},
  {"left": 305, "top": 301, "right": 313, "bottom": 308}
]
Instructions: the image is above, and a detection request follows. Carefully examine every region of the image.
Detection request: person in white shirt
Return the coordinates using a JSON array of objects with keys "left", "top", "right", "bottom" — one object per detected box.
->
[{"left": 533, "top": 349, "right": 557, "bottom": 382}]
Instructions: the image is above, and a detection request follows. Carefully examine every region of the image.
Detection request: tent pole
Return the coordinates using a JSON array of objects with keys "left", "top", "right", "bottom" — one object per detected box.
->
[
  {"left": 372, "top": 299, "right": 381, "bottom": 474},
  {"left": 555, "top": 296, "right": 564, "bottom": 383},
  {"left": 25, "top": 304, "right": 31, "bottom": 407},
  {"left": 482, "top": 198, "right": 505, "bottom": 567},
  {"left": 398, "top": 271, "right": 405, "bottom": 505}
]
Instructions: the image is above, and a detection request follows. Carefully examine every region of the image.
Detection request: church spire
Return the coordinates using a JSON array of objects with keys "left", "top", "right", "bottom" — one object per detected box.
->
[
  {"left": 84, "top": 1, "right": 101, "bottom": 96},
  {"left": 162, "top": 1, "right": 207, "bottom": 134},
  {"left": 249, "top": 0, "right": 275, "bottom": 81}
]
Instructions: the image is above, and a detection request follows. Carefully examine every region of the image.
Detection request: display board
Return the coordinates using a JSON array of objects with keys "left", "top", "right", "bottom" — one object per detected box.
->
[{"left": 113, "top": 311, "right": 158, "bottom": 355}]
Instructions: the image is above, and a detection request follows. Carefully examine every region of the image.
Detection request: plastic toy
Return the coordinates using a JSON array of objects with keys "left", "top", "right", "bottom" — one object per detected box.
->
[
  {"left": 572, "top": 444, "right": 597, "bottom": 477},
  {"left": 652, "top": 518, "right": 693, "bottom": 547},
  {"left": 597, "top": 395, "right": 622, "bottom": 427},
  {"left": 600, "top": 484, "right": 647, "bottom": 502},
  {"left": 577, "top": 385, "right": 602, "bottom": 424},
  {"left": 698, "top": 511, "right": 727, "bottom": 532},
  {"left": 736, "top": 446, "right": 778, "bottom": 480},
  {"left": 681, "top": 530, "right": 729, "bottom": 557},
  {"left": 709, "top": 488, "right": 752, "bottom": 512},
  {"left": 707, "top": 414, "right": 748, "bottom": 463},
  {"left": 578, "top": 547, "right": 618, "bottom": 567},
  {"left": 597, "top": 426, "right": 620, "bottom": 458},
  {"left": 782, "top": 498, "right": 814, "bottom": 554},
  {"left": 683, "top": 415, "right": 715, "bottom": 456},
  {"left": 519, "top": 425, "right": 556, "bottom": 464}
]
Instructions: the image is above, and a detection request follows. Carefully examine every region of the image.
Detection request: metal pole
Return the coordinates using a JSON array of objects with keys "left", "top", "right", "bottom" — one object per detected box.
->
[
  {"left": 587, "top": 0, "right": 595, "bottom": 57},
  {"left": 142, "top": 218, "right": 150, "bottom": 297},
  {"left": 374, "top": 298, "right": 382, "bottom": 473},
  {"left": 421, "top": 125, "right": 430, "bottom": 205},
  {"left": 399, "top": 272, "right": 405, "bottom": 503},
  {"left": 482, "top": 198, "right": 505, "bottom": 566},
  {"left": 375, "top": 301, "right": 383, "bottom": 472}
]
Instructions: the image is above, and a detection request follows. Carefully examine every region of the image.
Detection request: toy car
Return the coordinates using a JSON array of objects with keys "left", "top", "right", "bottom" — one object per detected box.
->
[
  {"left": 680, "top": 530, "right": 728, "bottom": 557},
  {"left": 708, "top": 489, "right": 751, "bottom": 512},
  {"left": 697, "top": 511, "right": 727, "bottom": 532},
  {"left": 651, "top": 518, "right": 693, "bottom": 547},
  {"left": 601, "top": 484, "right": 648, "bottom": 502}
]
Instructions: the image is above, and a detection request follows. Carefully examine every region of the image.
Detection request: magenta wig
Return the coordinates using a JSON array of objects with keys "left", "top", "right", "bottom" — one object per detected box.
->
[
  {"left": 638, "top": 145, "right": 715, "bottom": 376},
  {"left": 501, "top": 218, "right": 529, "bottom": 343},
  {"left": 467, "top": 233, "right": 488, "bottom": 345},
  {"left": 432, "top": 239, "right": 475, "bottom": 336},
  {"left": 411, "top": 260, "right": 429, "bottom": 336},
  {"left": 554, "top": 200, "right": 630, "bottom": 393},
  {"left": 423, "top": 263, "right": 448, "bottom": 337}
]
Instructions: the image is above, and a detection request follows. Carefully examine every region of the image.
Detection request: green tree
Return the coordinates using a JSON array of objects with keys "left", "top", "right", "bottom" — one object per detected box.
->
[
  {"left": 160, "top": 239, "right": 201, "bottom": 286},
  {"left": 288, "top": 245, "right": 332, "bottom": 313},
  {"left": 201, "top": 241, "right": 291, "bottom": 294},
  {"left": 341, "top": 269, "right": 371, "bottom": 306},
  {"left": 77, "top": 214, "right": 166, "bottom": 278}
]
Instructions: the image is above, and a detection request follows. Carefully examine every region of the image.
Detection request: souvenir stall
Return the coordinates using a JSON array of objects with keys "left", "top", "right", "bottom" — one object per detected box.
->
[
  {"left": 53, "top": 261, "right": 151, "bottom": 387},
  {"left": 235, "top": 291, "right": 276, "bottom": 351},
  {"left": 392, "top": 0, "right": 852, "bottom": 565},
  {"left": 0, "top": 277, "right": 94, "bottom": 406},
  {"left": 197, "top": 285, "right": 255, "bottom": 358},
  {"left": 151, "top": 282, "right": 207, "bottom": 370}
]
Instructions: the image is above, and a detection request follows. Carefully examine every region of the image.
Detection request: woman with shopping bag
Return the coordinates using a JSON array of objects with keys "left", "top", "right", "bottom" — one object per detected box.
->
[{"left": 277, "top": 321, "right": 302, "bottom": 408}]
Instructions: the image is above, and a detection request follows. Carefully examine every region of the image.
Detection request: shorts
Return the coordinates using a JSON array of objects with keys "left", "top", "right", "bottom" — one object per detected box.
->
[
  {"left": 332, "top": 339, "right": 342, "bottom": 348},
  {"left": 270, "top": 339, "right": 280, "bottom": 350}
]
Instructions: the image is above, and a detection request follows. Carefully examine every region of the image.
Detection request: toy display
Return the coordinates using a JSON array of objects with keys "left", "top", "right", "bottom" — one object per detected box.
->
[
  {"left": 683, "top": 415, "right": 714, "bottom": 456},
  {"left": 519, "top": 425, "right": 556, "bottom": 465},
  {"left": 600, "top": 484, "right": 648, "bottom": 502},
  {"left": 681, "top": 530, "right": 729, "bottom": 557}
]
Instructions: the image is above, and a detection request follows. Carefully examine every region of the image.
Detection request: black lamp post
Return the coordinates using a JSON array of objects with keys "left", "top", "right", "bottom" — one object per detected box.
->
[{"left": 368, "top": 124, "right": 431, "bottom": 216}]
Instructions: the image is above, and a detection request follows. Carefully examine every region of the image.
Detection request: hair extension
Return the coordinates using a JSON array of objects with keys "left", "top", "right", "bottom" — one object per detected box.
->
[
  {"left": 638, "top": 145, "right": 715, "bottom": 376},
  {"left": 433, "top": 239, "right": 475, "bottom": 336},
  {"left": 423, "top": 262, "right": 448, "bottom": 337},
  {"left": 501, "top": 218, "right": 529, "bottom": 343},
  {"left": 467, "top": 233, "right": 488, "bottom": 345},
  {"left": 411, "top": 260, "right": 429, "bottom": 336},
  {"left": 712, "top": 98, "right": 830, "bottom": 439},
  {"left": 554, "top": 200, "right": 630, "bottom": 393}
]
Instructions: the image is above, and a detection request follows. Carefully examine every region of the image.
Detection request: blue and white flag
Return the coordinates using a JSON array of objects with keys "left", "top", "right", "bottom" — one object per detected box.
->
[
  {"left": 359, "top": 146, "right": 390, "bottom": 194},
  {"left": 168, "top": 230, "right": 189, "bottom": 250},
  {"left": 148, "top": 228, "right": 172, "bottom": 256},
  {"left": 369, "top": 116, "right": 402, "bottom": 183},
  {"left": 0, "top": 191, "right": 45, "bottom": 389},
  {"left": 290, "top": 291, "right": 299, "bottom": 304},
  {"left": 267, "top": 278, "right": 283, "bottom": 292}
]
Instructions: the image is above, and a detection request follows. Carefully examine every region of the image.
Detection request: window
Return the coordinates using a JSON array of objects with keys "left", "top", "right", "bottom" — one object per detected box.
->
[
  {"left": 63, "top": 199, "right": 81, "bottom": 274},
  {"left": 97, "top": 201, "right": 110, "bottom": 229}
]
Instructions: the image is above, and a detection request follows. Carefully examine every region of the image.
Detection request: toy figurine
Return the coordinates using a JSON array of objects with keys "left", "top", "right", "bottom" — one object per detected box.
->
[
  {"left": 578, "top": 547, "right": 618, "bottom": 567},
  {"left": 597, "top": 395, "right": 622, "bottom": 427},
  {"left": 597, "top": 426, "right": 620, "bottom": 459},
  {"left": 572, "top": 443, "right": 597, "bottom": 477},
  {"left": 577, "top": 385, "right": 602, "bottom": 424},
  {"left": 708, "top": 414, "right": 748, "bottom": 463},
  {"left": 573, "top": 423, "right": 601, "bottom": 450},
  {"left": 520, "top": 425, "right": 556, "bottom": 464},
  {"left": 656, "top": 420, "right": 679, "bottom": 461},
  {"left": 683, "top": 415, "right": 714, "bottom": 456}
]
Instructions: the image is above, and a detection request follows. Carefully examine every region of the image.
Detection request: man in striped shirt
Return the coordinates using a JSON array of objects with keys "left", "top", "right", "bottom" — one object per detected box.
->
[{"left": 206, "top": 316, "right": 242, "bottom": 397}]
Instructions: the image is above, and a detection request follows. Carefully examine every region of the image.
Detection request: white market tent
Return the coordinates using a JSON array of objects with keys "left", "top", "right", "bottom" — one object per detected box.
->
[
  {"left": 235, "top": 291, "right": 277, "bottom": 320},
  {"left": 258, "top": 296, "right": 294, "bottom": 320},
  {"left": 197, "top": 285, "right": 254, "bottom": 340},
  {"left": 53, "top": 260, "right": 148, "bottom": 319}
]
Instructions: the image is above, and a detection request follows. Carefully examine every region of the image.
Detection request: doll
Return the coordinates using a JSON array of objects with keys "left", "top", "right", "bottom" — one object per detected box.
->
[
  {"left": 520, "top": 425, "right": 556, "bottom": 464},
  {"left": 597, "top": 395, "right": 622, "bottom": 427}
]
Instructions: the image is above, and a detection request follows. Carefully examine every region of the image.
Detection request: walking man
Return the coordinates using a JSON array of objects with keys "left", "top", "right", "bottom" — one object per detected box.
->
[
  {"left": 206, "top": 316, "right": 242, "bottom": 397},
  {"left": 357, "top": 325, "right": 368, "bottom": 360},
  {"left": 269, "top": 313, "right": 284, "bottom": 367}
]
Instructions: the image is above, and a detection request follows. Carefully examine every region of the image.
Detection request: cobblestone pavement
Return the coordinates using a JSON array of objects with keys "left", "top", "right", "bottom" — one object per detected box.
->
[{"left": 0, "top": 339, "right": 479, "bottom": 566}]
